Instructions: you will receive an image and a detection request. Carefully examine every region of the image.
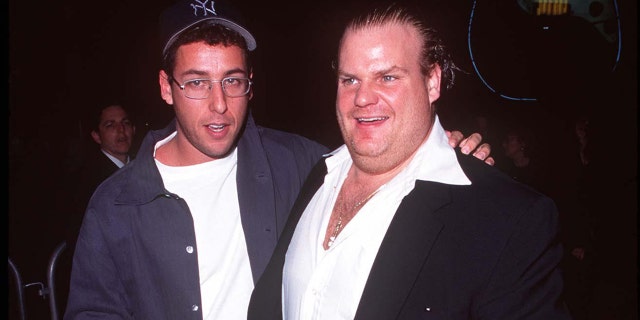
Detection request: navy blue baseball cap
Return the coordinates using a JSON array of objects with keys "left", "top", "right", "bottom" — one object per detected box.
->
[{"left": 159, "top": 0, "right": 257, "bottom": 55}]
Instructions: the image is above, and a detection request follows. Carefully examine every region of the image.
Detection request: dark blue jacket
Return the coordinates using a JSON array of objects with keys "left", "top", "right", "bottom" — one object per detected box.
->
[{"left": 64, "top": 115, "right": 328, "bottom": 320}]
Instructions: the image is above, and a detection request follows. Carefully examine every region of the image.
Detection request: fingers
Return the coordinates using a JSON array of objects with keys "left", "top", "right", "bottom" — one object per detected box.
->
[
  {"left": 447, "top": 131, "right": 494, "bottom": 166},
  {"left": 459, "top": 133, "right": 482, "bottom": 155},
  {"left": 447, "top": 130, "right": 465, "bottom": 148},
  {"left": 472, "top": 143, "right": 492, "bottom": 162}
]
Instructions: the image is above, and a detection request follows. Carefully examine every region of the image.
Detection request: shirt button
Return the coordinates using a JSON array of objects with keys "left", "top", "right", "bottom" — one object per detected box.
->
[
  {"left": 191, "top": 304, "right": 199, "bottom": 311},
  {"left": 186, "top": 246, "right": 194, "bottom": 254}
]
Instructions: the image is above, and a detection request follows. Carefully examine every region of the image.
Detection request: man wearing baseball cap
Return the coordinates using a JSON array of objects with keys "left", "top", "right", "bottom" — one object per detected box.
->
[{"left": 64, "top": 1, "right": 490, "bottom": 319}]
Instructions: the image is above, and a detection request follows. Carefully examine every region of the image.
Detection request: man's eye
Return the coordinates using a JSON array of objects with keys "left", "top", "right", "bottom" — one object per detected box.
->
[
  {"left": 382, "top": 75, "right": 396, "bottom": 82},
  {"left": 339, "top": 78, "right": 356, "bottom": 86},
  {"left": 187, "top": 80, "right": 209, "bottom": 88},
  {"left": 224, "top": 78, "right": 239, "bottom": 86}
]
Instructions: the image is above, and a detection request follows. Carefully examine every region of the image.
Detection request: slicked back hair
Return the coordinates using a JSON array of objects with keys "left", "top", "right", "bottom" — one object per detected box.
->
[{"left": 337, "top": 2, "right": 457, "bottom": 91}]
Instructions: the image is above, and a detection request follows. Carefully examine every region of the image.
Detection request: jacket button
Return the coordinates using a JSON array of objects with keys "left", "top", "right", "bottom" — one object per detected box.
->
[
  {"left": 186, "top": 246, "right": 194, "bottom": 253},
  {"left": 191, "top": 304, "right": 199, "bottom": 311}
]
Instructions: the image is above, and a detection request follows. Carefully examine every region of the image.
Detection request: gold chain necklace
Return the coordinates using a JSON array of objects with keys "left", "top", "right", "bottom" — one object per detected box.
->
[{"left": 327, "top": 188, "right": 380, "bottom": 248}]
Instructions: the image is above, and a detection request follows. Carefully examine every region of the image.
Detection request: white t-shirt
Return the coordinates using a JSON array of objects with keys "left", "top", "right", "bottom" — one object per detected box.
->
[{"left": 155, "top": 132, "right": 254, "bottom": 320}]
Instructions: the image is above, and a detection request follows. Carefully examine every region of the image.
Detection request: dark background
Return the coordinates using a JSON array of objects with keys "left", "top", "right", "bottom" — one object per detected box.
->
[{"left": 8, "top": 0, "right": 637, "bottom": 318}]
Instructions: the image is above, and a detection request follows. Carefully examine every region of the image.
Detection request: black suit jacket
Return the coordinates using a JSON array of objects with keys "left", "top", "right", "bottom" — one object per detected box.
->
[{"left": 248, "top": 150, "right": 571, "bottom": 319}]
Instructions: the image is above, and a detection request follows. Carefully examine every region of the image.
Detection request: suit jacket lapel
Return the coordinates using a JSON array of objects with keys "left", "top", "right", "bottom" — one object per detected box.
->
[{"left": 355, "top": 181, "right": 452, "bottom": 320}]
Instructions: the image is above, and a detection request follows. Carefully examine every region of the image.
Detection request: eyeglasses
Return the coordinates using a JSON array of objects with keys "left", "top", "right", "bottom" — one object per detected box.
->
[{"left": 170, "top": 77, "right": 252, "bottom": 99}]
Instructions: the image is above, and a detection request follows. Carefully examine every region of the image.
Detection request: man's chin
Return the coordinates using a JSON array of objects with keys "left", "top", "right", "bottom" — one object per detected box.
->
[{"left": 203, "top": 142, "right": 237, "bottom": 160}]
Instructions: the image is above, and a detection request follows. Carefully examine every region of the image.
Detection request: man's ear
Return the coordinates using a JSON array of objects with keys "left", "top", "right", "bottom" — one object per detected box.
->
[
  {"left": 90, "top": 130, "right": 102, "bottom": 145},
  {"left": 159, "top": 70, "right": 174, "bottom": 105},
  {"left": 426, "top": 64, "right": 442, "bottom": 103}
]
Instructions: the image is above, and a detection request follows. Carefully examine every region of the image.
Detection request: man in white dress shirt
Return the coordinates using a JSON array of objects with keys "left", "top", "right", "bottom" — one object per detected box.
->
[{"left": 248, "top": 2, "right": 571, "bottom": 319}]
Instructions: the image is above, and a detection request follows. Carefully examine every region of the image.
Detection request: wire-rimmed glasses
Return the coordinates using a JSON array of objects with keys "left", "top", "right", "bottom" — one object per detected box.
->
[{"left": 170, "top": 77, "right": 252, "bottom": 99}]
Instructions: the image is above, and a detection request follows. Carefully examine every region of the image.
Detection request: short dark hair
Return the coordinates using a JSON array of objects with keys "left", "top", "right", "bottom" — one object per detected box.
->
[
  {"left": 162, "top": 22, "right": 252, "bottom": 78},
  {"left": 83, "top": 101, "right": 131, "bottom": 134}
]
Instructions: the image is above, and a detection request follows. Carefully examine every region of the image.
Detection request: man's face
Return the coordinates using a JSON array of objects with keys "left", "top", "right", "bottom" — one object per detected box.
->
[
  {"left": 336, "top": 23, "right": 441, "bottom": 174},
  {"left": 92, "top": 105, "right": 135, "bottom": 158},
  {"left": 502, "top": 133, "right": 523, "bottom": 159},
  {"left": 160, "top": 42, "right": 251, "bottom": 164}
]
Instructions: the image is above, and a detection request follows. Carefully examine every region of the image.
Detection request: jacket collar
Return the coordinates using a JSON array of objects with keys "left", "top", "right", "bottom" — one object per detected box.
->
[
  {"left": 115, "top": 118, "right": 178, "bottom": 205},
  {"left": 115, "top": 114, "right": 262, "bottom": 206}
]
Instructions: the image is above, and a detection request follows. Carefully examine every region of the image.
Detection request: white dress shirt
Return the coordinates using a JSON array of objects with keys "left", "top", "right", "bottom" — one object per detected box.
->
[{"left": 283, "top": 116, "right": 471, "bottom": 320}]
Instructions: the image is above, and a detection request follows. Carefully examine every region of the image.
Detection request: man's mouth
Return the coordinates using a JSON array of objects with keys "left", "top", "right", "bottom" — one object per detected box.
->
[
  {"left": 208, "top": 124, "right": 226, "bottom": 132},
  {"left": 356, "top": 116, "right": 389, "bottom": 123}
]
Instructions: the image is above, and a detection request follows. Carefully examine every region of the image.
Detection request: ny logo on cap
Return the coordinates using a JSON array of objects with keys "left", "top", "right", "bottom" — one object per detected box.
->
[{"left": 190, "top": 0, "right": 217, "bottom": 16}]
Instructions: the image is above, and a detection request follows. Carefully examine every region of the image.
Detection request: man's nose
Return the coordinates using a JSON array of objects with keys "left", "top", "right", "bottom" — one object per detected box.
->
[{"left": 208, "top": 84, "right": 228, "bottom": 114}]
